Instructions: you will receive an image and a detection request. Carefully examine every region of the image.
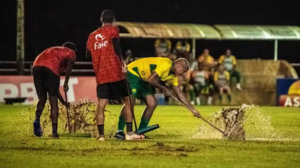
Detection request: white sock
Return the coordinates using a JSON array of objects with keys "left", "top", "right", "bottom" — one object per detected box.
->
[
  {"left": 196, "top": 97, "right": 200, "bottom": 105},
  {"left": 237, "top": 83, "right": 241, "bottom": 90},
  {"left": 207, "top": 96, "right": 213, "bottom": 105}
]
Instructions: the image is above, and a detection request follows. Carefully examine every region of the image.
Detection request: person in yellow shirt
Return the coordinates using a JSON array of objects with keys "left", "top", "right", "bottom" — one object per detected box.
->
[
  {"left": 178, "top": 68, "right": 195, "bottom": 105},
  {"left": 197, "top": 49, "right": 215, "bottom": 71},
  {"left": 214, "top": 64, "right": 231, "bottom": 104},
  {"left": 115, "top": 57, "right": 201, "bottom": 140},
  {"left": 175, "top": 39, "right": 191, "bottom": 59},
  {"left": 191, "top": 63, "right": 210, "bottom": 105},
  {"left": 154, "top": 38, "right": 172, "bottom": 57},
  {"left": 218, "top": 49, "right": 242, "bottom": 90},
  {"left": 197, "top": 49, "right": 215, "bottom": 105}
]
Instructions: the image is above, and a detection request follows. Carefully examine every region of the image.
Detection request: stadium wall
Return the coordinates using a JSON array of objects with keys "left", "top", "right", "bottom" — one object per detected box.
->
[
  {"left": 227, "top": 60, "right": 298, "bottom": 106},
  {"left": 0, "top": 76, "right": 97, "bottom": 104}
]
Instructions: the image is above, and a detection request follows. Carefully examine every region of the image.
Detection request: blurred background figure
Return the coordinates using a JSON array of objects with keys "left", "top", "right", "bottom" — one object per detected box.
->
[
  {"left": 197, "top": 49, "right": 216, "bottom": 105},
  {"left": 197, "top": 49, "right": 215, "bottom": 71},
  {"left": 154, "top": 38, "right": 172, "bottom": 57},
  {"left": 175, "top": 39, "right": 191, "bottom": 59},
  {"left": 218, "top": 49, "right": 242, "bottom": 90},
  {"left": 180, "top": 68, "right": 194, "bottom": 105},
  {"left": 214, "top": 64, "right": 231, "bottom": 104},
  {"left": 125, "top": 50, "right": 135, "bottom": 64},
  {"left": 168, "top": 53, "right": 178, "bottom": 61},
  {"left": 190, "top": 63, "right": 209, "bottom": 105}
]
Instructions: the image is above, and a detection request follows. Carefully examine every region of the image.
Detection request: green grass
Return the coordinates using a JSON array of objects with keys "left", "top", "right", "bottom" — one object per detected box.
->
[{"left": 0, "top": 105, "right": 300, "bottom": 168}]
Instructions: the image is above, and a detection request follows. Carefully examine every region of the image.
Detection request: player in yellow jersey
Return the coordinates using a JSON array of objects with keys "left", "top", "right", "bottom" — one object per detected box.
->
[
  {"left": 154, "top": 38, "right": 172, "bottom": 57},
  {"left": 214, "top": 64, "right": 232, "bottom": 104},
  {"left": 114, "top": 57, "right": 201, "bottom": 140},
  {"left": 218, "top": 49, "right": 242, "bottom": 90},
  {"left": 175, "top": 39, "right": 191, "bottom": 59}
]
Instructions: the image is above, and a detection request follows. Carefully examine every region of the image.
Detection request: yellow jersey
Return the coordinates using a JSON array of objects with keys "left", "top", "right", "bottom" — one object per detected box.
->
[
  {"left": 176, "top": 41, "right": 191, "bottom": 52},
  {"left": 198, "top": 55, "right": 214, "bottom": 64},
  {"left": 197, "top": 55, "right": 215, "bottom": 70},
  {"left": 128, "top": 57, "right": 179, "bottom": 86},
  {"left": 214, "top": 71, "right": 230, "bottom": 86},
  {"left": 154, "top": 39, "right": 172, "bottom": 53},
  {"left": 218, "top": 55, "right": 237, "bottom": 71}
]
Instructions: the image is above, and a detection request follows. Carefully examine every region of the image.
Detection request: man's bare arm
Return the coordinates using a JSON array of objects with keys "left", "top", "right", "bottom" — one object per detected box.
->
[
  {"left": 172, "top": 85, "right": 201, "bottom": 118},
  {"left": 148, "top": 72, "right": 171, "bottom": 96},
  {"left": 86, "top": 49, "right": 91, "bottom": 60},
  {"left": 112, "top": 38, "right": 123, "bottom": 61},
  {"left": 64, "top": 57, "right": 74, "bottom": 92}
]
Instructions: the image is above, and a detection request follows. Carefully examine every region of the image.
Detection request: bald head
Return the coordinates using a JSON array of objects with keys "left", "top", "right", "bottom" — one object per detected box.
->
[{"left": 173, "top": 58, "right": 190, "bottom": 76}]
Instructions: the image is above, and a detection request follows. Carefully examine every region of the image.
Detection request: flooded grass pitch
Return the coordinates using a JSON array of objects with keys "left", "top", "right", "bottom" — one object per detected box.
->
[
  {"left": 14, "top": 101, "right": 285, "bottom": 142},
  {"left": 2, "top": 104, "right": 300, "bottom": 168}
]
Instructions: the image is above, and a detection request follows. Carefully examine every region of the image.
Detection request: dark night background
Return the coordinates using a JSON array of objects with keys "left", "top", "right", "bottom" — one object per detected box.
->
[{"left": 1, "top": 0, "right": 300, "bottom": 64}]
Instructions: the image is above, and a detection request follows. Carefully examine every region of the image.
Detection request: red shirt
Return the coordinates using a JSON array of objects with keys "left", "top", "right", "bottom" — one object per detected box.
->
[
  {"left": 33, "top": 47, "right": 76, "bottom": 76},
  {"left": 86, "top": 25, "right": 124, "bottom": 85}
]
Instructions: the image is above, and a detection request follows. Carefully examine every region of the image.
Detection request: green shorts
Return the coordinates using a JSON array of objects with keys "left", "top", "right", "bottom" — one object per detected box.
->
[
  {"left": 193, "top": 83, "right": 209, "bottom": 95},
  {"left": 127, "top": 72, "right": 155, "bottom": 99}
]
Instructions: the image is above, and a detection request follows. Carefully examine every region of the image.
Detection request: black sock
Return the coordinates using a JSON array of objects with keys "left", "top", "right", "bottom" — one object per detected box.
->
[
  {"left": 126, "top": 122, "right": 133, "bottom": 132},
  {"left": 52, "top": 124, "right": 57, "bottom": 134},
  {"left": 35, "top": 116, "right": 40, "bottom": 121},
  {"left": 97, "top": 125, "right": 104, "bottom": 136},
  {"left": 35, "top": 112, "right": 41, "bottom": 121},
  {"left": 228, "top": 94, "right": 232, "bottom": 101}
]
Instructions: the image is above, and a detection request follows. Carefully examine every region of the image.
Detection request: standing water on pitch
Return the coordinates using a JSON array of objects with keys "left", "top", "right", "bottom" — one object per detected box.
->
[{"left": 193, "top": 104, "right": 278, "bottom": 140}]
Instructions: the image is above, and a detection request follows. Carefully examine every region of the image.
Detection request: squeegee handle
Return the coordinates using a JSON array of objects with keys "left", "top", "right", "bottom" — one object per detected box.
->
[{"left": 170, "top": 95, "right": 225, "bottom": 135}]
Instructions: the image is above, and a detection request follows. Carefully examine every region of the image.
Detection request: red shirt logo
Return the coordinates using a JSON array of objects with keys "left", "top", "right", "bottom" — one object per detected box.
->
[{"left": 94, "top": 34, "right": 108, "bottom": 50}]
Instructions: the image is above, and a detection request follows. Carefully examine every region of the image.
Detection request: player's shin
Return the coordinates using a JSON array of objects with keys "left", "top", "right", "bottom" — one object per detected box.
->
[
  {"left": 117, "top": 104, "right": 127, "bottom": 131},
  {"left": 35, "top": 96, "right": 47, "bottom": 120},
  {"left": 227, "top": 94, "right": 232, "bottom": 102},
  {"left": 96, "top": 99, "right": 107, "bottom": 138},
  {"left": 189, "top": 90, "right": 195, "bottom": 103},
  {"left": 139, "top": 118, "right": 150, "bottom": 130},
  {"left": 118, "top": 116, "right": 126, "bottom": 131},
  {"left": 49, "top": 96, "right": 59, "bottom": 137},
  {"left": 219, "top": 94, "right": 223, "bottom": 101}
]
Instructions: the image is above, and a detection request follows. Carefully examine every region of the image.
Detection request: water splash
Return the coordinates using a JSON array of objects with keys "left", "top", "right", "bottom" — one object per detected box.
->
[
  {"left": 193, "top": 104, "right": 277, "bottom": 140},
  {"left": 17, "top": 99, "right": 117, "bottom": 138}
]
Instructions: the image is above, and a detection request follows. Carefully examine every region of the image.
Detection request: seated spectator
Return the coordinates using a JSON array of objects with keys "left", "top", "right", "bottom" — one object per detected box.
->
[
  {"left": 197, "top": 49, "right": 215, "bottom": 105},
  {"left": 191, "top": 63, "right": 209, "bottom": 105},
  {"left": 175, "top": 39, "right": 191, "bottom": 59},
  {"left": 214, "top": 64, "right": 231, "bottom": 104},
  {"left": 218, "top": 49, "right": 242, "bottom": 90},
  {"left": 177, "top": 69, "right": 194, "bottom": 103},
  {"left": 197, "top": 49, "right": 215, "bottom": 71},
  {"left": 154, "top": 38, "right": 172, "bottom": 57}
]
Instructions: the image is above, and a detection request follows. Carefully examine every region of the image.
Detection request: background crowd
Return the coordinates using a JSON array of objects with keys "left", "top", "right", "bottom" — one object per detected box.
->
[{"left": 126, "top": 38, "right": 243, "bottom": 105}]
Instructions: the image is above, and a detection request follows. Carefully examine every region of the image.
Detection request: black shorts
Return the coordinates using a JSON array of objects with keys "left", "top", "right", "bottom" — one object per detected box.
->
[
  {"left": 97, "top": 80, "right": 131, "bottom": 100},
  {"left": 33, "top": 66, "right": 60, "bottom": 98}
]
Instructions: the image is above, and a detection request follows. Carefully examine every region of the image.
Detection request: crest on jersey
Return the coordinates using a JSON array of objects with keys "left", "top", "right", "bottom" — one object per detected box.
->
[
  {"left": 94, "top": 34, "right": 108, "bottom": 50},
  {"left": 95, "top": 34, "right": 105, "bottom": 41}
]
